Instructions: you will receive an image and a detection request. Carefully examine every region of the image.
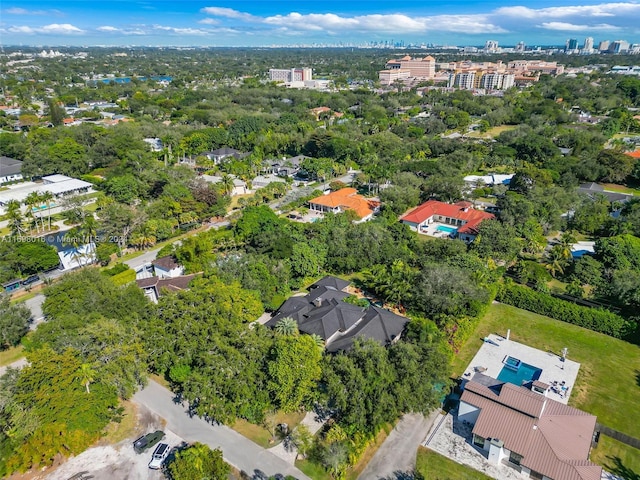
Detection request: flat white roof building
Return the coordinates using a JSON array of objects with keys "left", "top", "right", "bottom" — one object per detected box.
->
[{"left": 0, "top": 175, "right": 93, "bottom": 207}]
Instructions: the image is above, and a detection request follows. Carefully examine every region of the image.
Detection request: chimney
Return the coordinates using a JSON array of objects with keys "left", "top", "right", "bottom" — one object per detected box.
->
[{"left": 313, "top": 297, "right": 322, "bottom": 307}]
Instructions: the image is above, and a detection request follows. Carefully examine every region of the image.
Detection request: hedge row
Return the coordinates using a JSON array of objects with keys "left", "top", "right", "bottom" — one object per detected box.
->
[{"left": 496, "top": 283, "right": 630, "bottom": 338}]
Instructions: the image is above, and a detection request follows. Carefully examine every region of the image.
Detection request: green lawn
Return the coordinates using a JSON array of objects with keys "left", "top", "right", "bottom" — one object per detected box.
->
[
  {"left": 415, "top": 447, "right": 492, "bottom": 480},
  {"left": 452, "top": 303, "right": 640, "bottom": 474},
  {"left": 0, "top": 344, "right": 25, "bottom": 367},
  {"left": 466, "top": 125, "right": 517, "bottom": 139},
  {"left": 231, "top": 411, "right": 306, "bottom": 449},
  {"left": 600, "top": 183, "right": 640, "bottom": 197}
]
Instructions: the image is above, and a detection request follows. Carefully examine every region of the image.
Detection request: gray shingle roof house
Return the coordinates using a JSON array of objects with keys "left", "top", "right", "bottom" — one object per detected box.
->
[
  {"left": 0, "top": 156, "right": 23, "bottom": 184},
  {"left": 266, "top": 276, "right": 408, "bottom": 352},
  {"left": 459, "top": 373, "right": 601, "bottom": 480}
]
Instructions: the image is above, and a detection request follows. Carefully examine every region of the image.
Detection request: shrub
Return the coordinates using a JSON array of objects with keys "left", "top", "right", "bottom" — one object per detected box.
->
[{"left": 496, "top": 282, "right": 631, "bottom": 338}]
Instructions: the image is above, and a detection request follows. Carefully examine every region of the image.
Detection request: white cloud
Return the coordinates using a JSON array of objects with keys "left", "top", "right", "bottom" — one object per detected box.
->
[
  {"left": 495, "top": 2, "right": 640, "bottom": 19},
  {"left": 2, "top": 7, "right": 62, "bottom": 16},
  {"left": 7, "top": 23, "right": 84, "bottom": 35},
  {"left": 97, "top": 25, "right": 119, "bottom": 32},
  {"left": 200, "top": 7, "right": 255, "bottom": 21},
  {"left": 263, "top": 12, "right": 506, "bottom": 34},
  {"left": 539, "top": 21, "right": 620, "bottom": 31},
  {"left": 198, "top": 18, "right": 220, "bottom": 25},
  {"left": 39, "top": 23, "right": 84, "bottom": 34}
]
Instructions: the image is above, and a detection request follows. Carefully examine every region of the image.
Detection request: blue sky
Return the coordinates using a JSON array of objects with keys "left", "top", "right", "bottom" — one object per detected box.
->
[{"left": 2, "top": 1, "right": 640, "bottom": 47}]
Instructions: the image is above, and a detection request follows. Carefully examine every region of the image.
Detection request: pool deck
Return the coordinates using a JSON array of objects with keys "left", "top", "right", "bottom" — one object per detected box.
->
[
  {"left": 418, "top": 221, "right": 458, "bottom": 238},
  {"left": 461, "top": 333, "right": 580, "bottom": 404}
]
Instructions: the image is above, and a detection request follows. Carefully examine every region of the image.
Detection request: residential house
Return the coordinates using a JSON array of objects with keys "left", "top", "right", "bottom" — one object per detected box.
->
[
  {"left": 0, "top": 174, "right": 93, "bottom": 208},
  {"left": 203, "top": 147, "right": 250, "bottom": 165},
  {"left": 266, "top": 276, "right": 408, "bottom": 352},
  {"left": 152, "top": 256, "right": 184, "bottom": 278},
  {"left": 0, "top": 156, "right": 23, "bottom": 184},
  {"left": 201, "top": 175, "right": 247, "bottom": 196},
  {"left": 143, "top": 137, "right": 163, "bottom": 152},
  {"left": 136, "top": 274, "right": 197, "bottom": 303},
  {"left": 308, "top": 188, "right": 380, "bottom": 222},
  {"left": 401, "top": 200, "right": 495, "bottom": 242},
  {"left": 266, "top": 155, "right": 308, "bottom": 177},
  {"left": 463, "top": 174, "right": 514, "bottom": 187},
  {"left": 459, "top": 374, "right": 601, "bottom": 480}
]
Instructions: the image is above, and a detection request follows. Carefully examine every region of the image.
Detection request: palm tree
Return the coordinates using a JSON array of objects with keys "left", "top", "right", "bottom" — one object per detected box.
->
[
  {"left": 220, "top": 174, "right": 235, "bottom": 196},
  {"left": 546, "top": 246, "right": 568, "bottom": 278},
  {"left": 76, "top": 363, "right": 96, "bottom": 394},
  {"left": 24, "top": 191, "right": 41, "bottom": 233},
  {"left": 5, "top": 200, "right": 25, "bottom": 236},
  {"left": 40, "top": 190, "right": 54, "bottom": 230},
  {"left": 274, "top": 317, "right": 298, "bottom": 336},
  {"left": 310, "top": 333, "right": 325, "bottom": 349}
]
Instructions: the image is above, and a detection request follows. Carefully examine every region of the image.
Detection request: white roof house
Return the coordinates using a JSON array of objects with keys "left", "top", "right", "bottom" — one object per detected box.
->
[
  {"left": 0, "top": 176, "right": 93, "bottom": 207},
  {"left": 464, "top": 174, "right": 514, "bottom": 186}
]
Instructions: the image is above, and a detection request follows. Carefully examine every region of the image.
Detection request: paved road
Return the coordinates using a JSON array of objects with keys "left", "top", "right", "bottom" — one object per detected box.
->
[
  {"left": 124, "top": 247, "right": 163, "bottom": 270},
  {"left": 133, "top": 380, "right": 310, "bottom": 480},
  {"left": 24, "top": 293, "right": 46, "bottom": 329},
  {"left": 358, "top": 411, "right": 440, "bottom": 480},
  {"left": 0, "top": 358, "right": 28, "bottom": 378}
]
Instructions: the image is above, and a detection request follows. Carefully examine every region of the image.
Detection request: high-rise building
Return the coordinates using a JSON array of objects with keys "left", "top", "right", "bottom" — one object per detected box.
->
[
  {"left": 566, "top": 38, "right": 578, "bottom": 51},
  {"left": 268, "top": 68, "right": 313, "bottom": 83},
  {"left": 598, "top": 40, "right": 610, "bottom": 52},
  {"left": 384, "top": 56, "right": 435, "bottom": 78},
  {"left": 515, "top": 41, "right": 526, "bottom": 52},
  {"left": 449, "top": 72, "right": 476, "bottom": 90},
  {"left": 582, "top": 37, "right": 594, "bottom": 53},
  {"left": 484, "top": 40, "right": 499, "bottom": 53},
  {"left": 609, "top": 40, "right": 630, "bottom": 53},
  {"left": 479, "top": 73, "right": 515, "bottom": 90}
]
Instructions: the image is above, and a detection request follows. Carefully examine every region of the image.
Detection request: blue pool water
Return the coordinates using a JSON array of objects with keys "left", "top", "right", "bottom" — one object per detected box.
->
[
  {"left": 497, "top": 362, "right": 542, "bottom": 386},
  {"left": 437, "top": 225, "right": 458, "bottom": 234}
]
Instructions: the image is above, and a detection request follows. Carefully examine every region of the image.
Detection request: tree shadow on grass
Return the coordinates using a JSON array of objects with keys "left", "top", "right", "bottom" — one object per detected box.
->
[
  {"left": 635, "top": 370, "right": 640, "bottom": 388},
  {"left": 604, "top": 456, "right": 640, "bottom": 480}
]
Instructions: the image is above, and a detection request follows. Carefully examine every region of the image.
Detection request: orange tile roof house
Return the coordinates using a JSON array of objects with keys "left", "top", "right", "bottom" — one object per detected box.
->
[
  {"left": 309, "top": 188, "right": 380, "bottom": 222},
  {"left": 459, "top": 375, "right": 601, "bottom": 480},
  {"left": 400, "top": 200, "right": 494, "bottom": 242}
]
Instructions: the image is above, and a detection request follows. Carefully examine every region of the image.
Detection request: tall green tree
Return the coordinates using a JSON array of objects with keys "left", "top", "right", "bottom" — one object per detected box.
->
[
  {"left": 267, "top": 334, "right": 322, "bottom": 412},
  {"left": 168, "top": 443, "right": 230, "bottom": 480}
]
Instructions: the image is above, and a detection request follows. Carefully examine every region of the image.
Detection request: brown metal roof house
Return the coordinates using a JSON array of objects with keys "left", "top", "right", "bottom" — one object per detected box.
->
[{"left": 459, "top": 374, "right": 601, "bottom": 480}]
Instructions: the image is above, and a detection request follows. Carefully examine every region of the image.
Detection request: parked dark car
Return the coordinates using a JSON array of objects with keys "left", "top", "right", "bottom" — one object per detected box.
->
[
  {"left": 21, "top": 275, "right": 40, "bottom": 286},
  {"left": 133, "top": 430, "right": 165, "bottom": 454}
]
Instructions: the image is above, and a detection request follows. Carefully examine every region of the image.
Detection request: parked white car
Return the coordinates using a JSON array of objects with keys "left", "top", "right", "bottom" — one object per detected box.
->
[{"left": 148, "top": 443, "right": 170, "bottom": 470}]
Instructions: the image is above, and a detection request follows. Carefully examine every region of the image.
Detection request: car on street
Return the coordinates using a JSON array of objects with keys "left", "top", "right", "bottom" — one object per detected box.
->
[
  {"left": 133, "top": 430, "right": 165, "bottom": 454},
  {"left": 148, "top": 443, "right": 170, "bottom": 470}
]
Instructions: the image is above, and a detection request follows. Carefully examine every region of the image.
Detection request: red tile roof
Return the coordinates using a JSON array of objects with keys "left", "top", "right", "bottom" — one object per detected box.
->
[
  {"left": 626, "top": 150, "right": 640, "bottom": 159},
  {"left": 461, "top": 379, "right": 601, "bottom": 480},
  {"left": 400, "top": 200, "right": 495, "bottom": 235},
  {"left": 309, "top": 188, "right": 379, "bottom": 219}
]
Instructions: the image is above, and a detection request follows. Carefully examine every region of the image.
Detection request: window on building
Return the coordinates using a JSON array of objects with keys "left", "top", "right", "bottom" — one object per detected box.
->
[
  {"left": 509, "top": 451, "right": 524, "bottom": 466},
  {"left": 473, "top": 434, "right": 485, "bottom": 448},
  {"left": 529, "top": 471, "right": 544, "bottom": 480}
]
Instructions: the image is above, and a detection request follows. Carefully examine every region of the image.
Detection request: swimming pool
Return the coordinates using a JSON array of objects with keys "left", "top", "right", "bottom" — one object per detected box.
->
[
  {"left": 497, "top": 362, "right": 542, "bottom": 386},
  {"left": 437, "top": 225, "right": 458, "bottom": 234}
]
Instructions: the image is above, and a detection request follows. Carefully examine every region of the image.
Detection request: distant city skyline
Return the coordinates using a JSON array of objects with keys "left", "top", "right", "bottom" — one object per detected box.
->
[{"left": 2, "top": 1, "right": 640, "bottom": 47}]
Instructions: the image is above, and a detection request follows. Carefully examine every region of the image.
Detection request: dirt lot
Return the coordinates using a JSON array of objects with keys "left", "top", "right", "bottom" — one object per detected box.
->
[{"left": 11, "top": 404, "right": 185, "bottom": 480}]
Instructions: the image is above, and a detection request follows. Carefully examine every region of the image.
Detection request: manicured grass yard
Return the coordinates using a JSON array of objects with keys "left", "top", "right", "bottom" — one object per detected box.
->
[
  {"left": 452, "top": 303, "right": 640, "bottom": 474},
  {"left": 601, "top": 183, "right": 640, "bottom": 197},
  {"left": 415, "top": 447, "right": 492, "bottom": 480},
  {"left": 232, "top": 411, "right": 306, "bottom": 449},
  {"left": 466, "top": 125, "right": 517, "bottom": 139}
]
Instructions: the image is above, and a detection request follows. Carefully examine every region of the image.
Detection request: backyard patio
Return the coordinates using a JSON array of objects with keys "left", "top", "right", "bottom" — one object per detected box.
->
[{"left": 461, "top": 332, "right": 580, "bottom": 404}]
